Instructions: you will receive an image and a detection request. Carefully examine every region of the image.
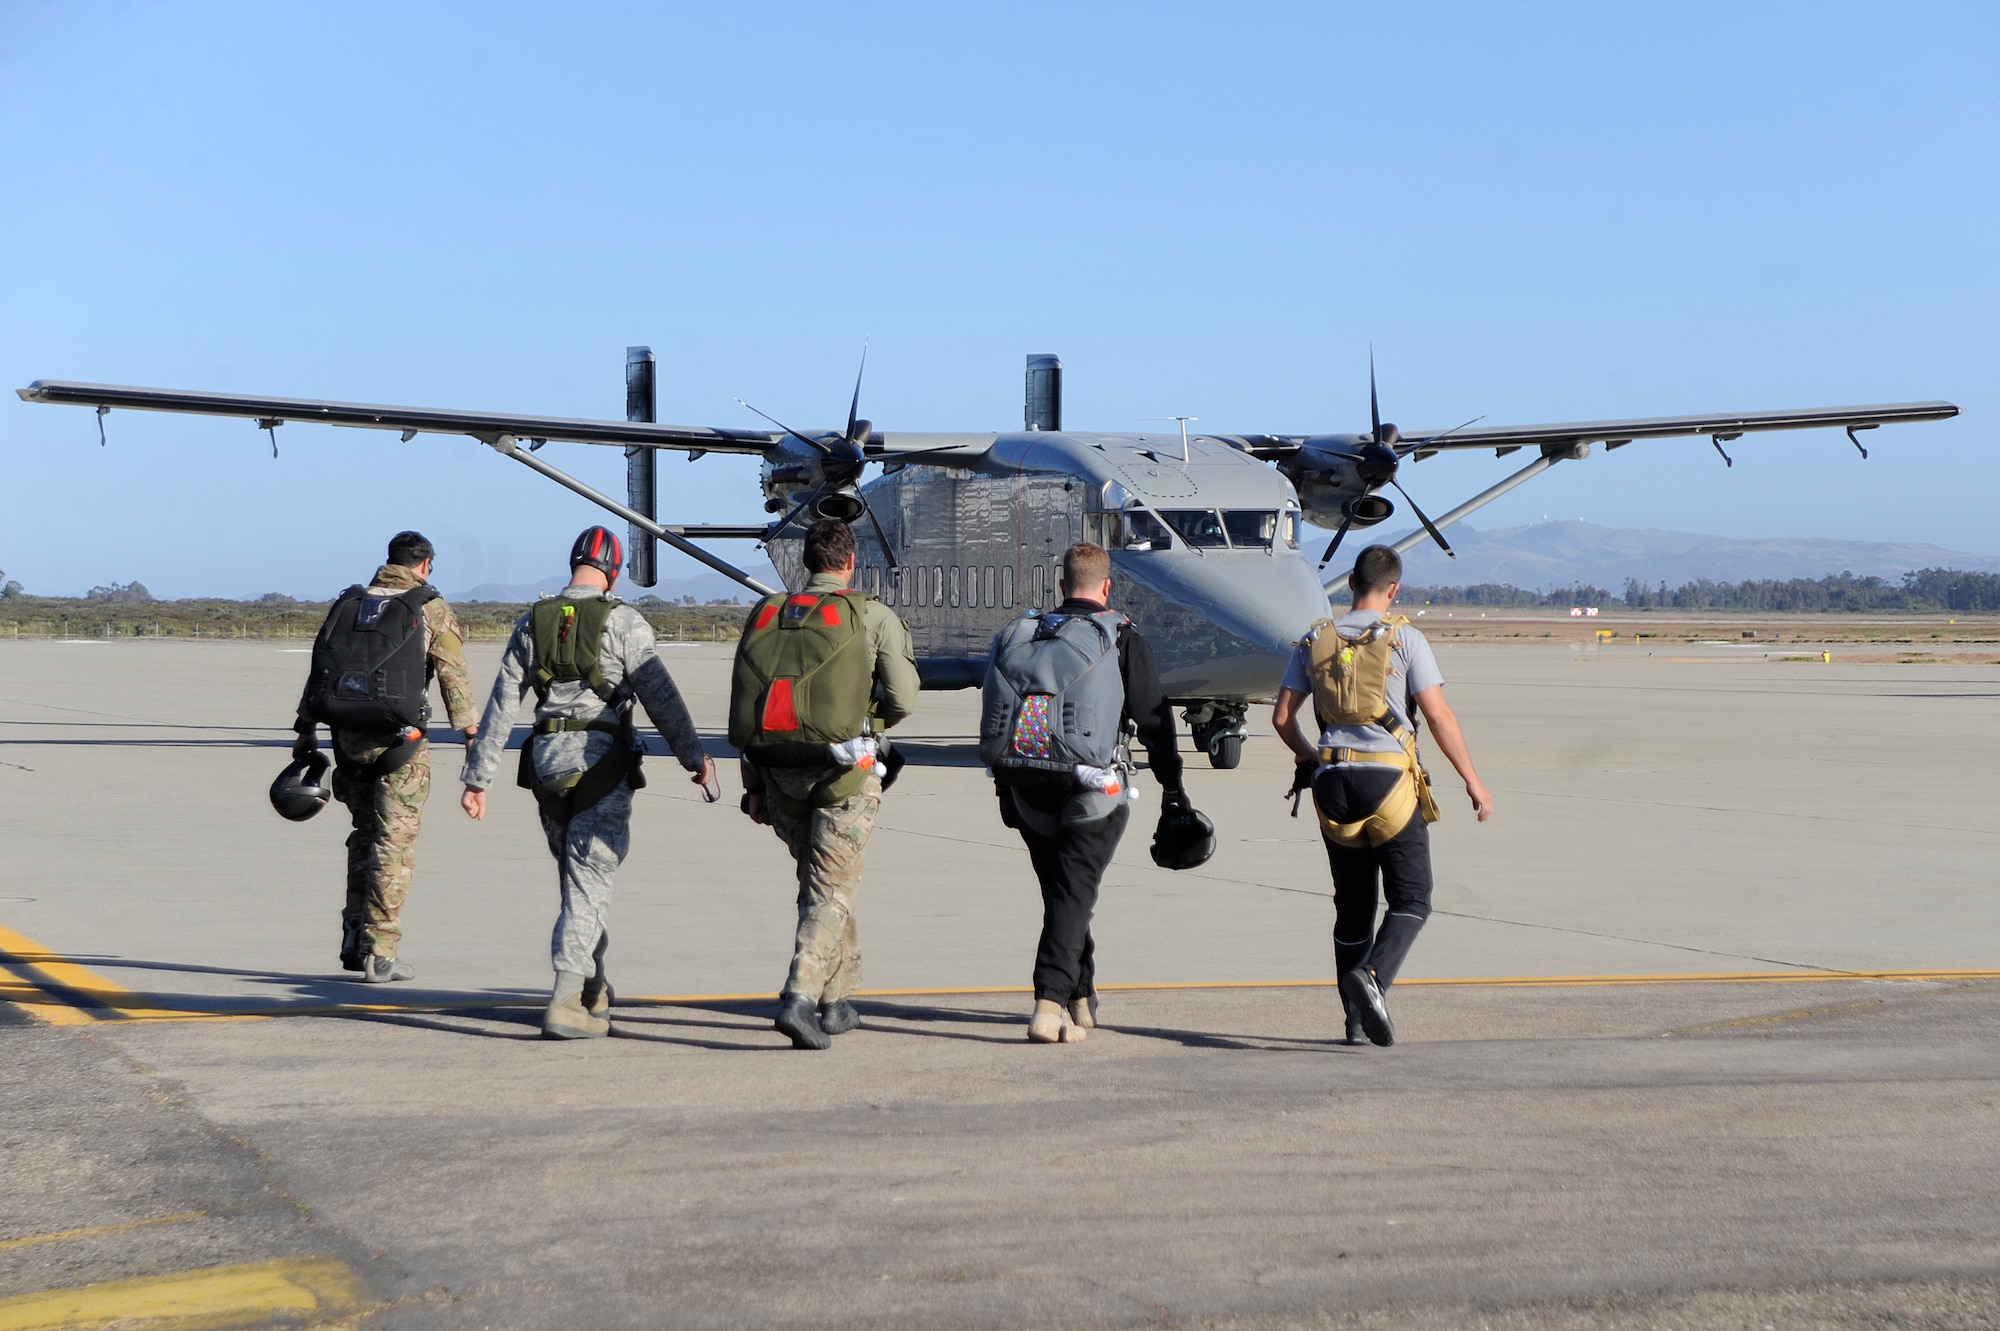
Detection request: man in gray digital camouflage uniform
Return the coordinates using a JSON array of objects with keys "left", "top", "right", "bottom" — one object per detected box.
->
[
  {"left": 738, "top": 520, "right": 920, "bottom": 1050},
  {"left": 294, "top": 530, "right": 478, "bottom": 984},
  {"left": 459, "top": 525, "right": 716, "bottom": 1039}
]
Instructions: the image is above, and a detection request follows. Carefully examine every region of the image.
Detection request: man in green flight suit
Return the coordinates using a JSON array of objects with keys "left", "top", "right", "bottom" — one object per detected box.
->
[{"left": 733, "top": 519, "right": 920, "bottom": 1050}]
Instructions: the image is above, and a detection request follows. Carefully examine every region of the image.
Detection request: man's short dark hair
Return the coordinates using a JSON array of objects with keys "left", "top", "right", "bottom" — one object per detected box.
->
[
  {"left": 387, "top": 531, "right": 435, "bottom": 569},
  {"left": 1060, "top": 543, "right": 1111, "bottom": 594},
  {"left": 1350, "top": 545, "right": 1402, "bottom": 596},
  {"left": 802, "top": 519, "right": 856, "bottom": 573}
]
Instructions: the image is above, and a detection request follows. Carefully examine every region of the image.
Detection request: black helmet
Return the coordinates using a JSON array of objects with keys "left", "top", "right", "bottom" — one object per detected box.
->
[
  {"left": 570, "top": 525, "right": 623, "bottom": 578},
  {"left": 270, "top": 753, "right": 333, "bottom": 822},
  {"left": 1150, "top": 800, "right": 1216, "bottom": 871}
]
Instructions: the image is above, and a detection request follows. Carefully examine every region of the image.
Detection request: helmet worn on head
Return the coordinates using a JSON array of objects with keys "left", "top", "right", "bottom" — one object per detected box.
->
[
  {"left": 570, "top": 525, "right": 623, "bottom": 578},
  {"left": 270, "top": 752, "right": 333, "bottom": 822},
  {"left": 1150, "top": 800, "right": 1216, "bottom": 871}
]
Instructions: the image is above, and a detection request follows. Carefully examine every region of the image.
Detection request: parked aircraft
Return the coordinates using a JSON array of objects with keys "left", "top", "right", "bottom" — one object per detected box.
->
[{"left": 18, "top": 354, "right": 1957, "bottom": 767}]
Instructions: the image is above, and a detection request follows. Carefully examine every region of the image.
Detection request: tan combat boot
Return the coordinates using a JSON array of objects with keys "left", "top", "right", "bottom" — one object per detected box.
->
[
  {"left": 1069, "top": 994, "right": 1098, "bottom": 1030},
  {"left": 1028, "top": 998, "right": 1067, "bottom": 1044},
  {"left": 543, "top": 971, "right": 609, "bottom": 1040}
]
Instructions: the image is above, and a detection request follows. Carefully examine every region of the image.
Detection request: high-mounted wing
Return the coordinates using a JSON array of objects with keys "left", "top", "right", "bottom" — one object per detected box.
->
[
  {"left": 16, "top": 380, "right": 784, "bottom": 453},
  {"left": 1391, "top": 401, "right": 1958, "bottom": 458}
]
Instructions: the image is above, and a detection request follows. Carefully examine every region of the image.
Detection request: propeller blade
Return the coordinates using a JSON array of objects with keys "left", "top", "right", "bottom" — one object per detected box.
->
[
  {"left": 735, "top": 397, "right": 832, "bottom": 456},
  {"left": 1369, "top": 348, "right": 1381, "bottom": 445},
  {"left": 857, "top": 489, "right": 900, "bottom": 570},
  {"left": 846, "top": 340, "right": 869, "bottom": 443},
  {"left": 1316, "top": 513, "right": 1355, "bottom": 569},
  {"left": 1389, "top": 479, "right": 1455, "bottom": 558},
  {"left": 767, "top": 482, "right": 827, "bottom": 542}
]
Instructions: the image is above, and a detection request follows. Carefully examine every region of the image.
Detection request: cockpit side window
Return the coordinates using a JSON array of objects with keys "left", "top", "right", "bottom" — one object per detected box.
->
[
  {"left": 1115, "top": 510, "right": 1173, "bottom": 551},
  {"left": 1222, "top": 510, "right": 1279, "bottom": 549}
]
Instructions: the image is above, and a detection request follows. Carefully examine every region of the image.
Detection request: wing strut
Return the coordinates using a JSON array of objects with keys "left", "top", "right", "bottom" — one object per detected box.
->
[
  {"left": 482, "top": 434, "right": 778, "bottom": 596},
  {"left": 1323, "top": 450, "right": 1569, "bottom": 590}
]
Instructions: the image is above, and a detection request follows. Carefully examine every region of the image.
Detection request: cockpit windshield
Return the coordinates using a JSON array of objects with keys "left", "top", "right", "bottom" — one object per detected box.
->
[
  {"left": 1160, "top": 510, "right": 1231, "bottom": 548},
  {"left": 1222, "top": 510, "right": 1278, "bottom": 549}
]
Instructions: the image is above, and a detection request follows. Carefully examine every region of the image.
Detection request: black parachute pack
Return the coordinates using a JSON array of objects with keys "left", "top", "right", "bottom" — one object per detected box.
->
[
  {"left": 303, "top": 584, "right": 439, "bottom": 773},
  {"left": 517, "top": 595, "right": 645, "bottom": 819}
]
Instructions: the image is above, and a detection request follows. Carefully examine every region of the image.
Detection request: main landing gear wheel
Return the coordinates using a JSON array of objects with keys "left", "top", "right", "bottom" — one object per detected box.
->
[{"left": 1208, "top": 733, "right": 1243, "bottom": 770}]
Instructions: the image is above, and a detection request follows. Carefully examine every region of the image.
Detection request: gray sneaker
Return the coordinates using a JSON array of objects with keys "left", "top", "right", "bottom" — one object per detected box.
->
[{"left": 362, "top": 955, "right": 415, "bottom": 984}]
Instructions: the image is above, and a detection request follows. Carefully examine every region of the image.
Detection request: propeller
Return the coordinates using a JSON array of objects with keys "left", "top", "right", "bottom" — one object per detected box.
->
[
  {"left": 738, "top": 342, "right": 902, "bottom": 569},
  {"left": 1317, "top": 353, "right": 1456, "bottom": 567}
]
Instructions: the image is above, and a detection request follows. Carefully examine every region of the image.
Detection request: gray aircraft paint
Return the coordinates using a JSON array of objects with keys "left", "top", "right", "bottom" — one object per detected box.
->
[{"left": 765, "top": 430, "right": 1325, "bottom": 702}]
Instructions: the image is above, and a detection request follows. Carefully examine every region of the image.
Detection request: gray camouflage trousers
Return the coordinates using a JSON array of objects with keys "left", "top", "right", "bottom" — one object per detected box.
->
[
  {"left": 538, "top": 781, "right": 631, "bottom": 981},
  {"left": 767, "top": 776, "right": 881, "bottom": 1004}
]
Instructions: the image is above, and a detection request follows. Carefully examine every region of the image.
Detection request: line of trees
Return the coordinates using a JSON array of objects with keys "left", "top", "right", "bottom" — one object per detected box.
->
[{"left": 1406, "top": 568, "right": 2000, "bottom": 613}]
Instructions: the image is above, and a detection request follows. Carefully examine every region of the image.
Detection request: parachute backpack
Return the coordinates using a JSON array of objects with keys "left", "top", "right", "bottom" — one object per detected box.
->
[
  {"left": 1299, "top": 613, "right": 1440, "bottom": 847},
  {"left": 980, "top": 607, "right": 1131, "bottom": 824},
  {"left": 516, "top": 595, "right": 646, "bottom": 818},
  {"left": 302, "top": 583, "right": 438, "bottom": 775},
  {"left": 729, "top": 588, "right": 877, "bottom": 805}
]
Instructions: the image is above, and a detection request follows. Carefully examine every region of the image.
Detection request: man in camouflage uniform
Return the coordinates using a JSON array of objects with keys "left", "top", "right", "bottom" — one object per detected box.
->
[
  {"left": 459, "top": 525, "right": 716, "bottom": 1040},
  {"left": 739, "top": 520, "right": 920, "bottom": 1050},
  {"left": 293, "top": 530, "right": 477, "bottom": 983}
]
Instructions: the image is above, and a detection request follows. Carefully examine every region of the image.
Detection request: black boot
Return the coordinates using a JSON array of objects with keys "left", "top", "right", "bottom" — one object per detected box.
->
[
  {"left": 1338, "top": 967, "right": 1395, "bottom": 1047},
  {"left": 775, "top": 995, "right": 830, "bottom": 1050},
  {"left": 819, "top": 999, "right": 860, "bottom": 1035}
]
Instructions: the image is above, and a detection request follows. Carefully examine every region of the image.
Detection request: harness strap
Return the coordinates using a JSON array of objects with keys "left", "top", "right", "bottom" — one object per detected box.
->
[
  {"left": 1318, "top": 746, "right": 1410, "bottom": 767},
  {"left": 533, "top": 715, "right": 625, "bottom": 736}
]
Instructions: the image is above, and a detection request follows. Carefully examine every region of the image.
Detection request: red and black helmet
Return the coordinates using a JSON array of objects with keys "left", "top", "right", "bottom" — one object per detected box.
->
[{"left": 570, "top": 526, "right": 623, "bottom": 578}]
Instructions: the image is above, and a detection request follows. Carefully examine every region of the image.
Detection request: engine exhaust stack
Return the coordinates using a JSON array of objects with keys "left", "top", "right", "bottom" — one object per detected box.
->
[
  {"left": 1024, "top": 354, "right": 1062, "bottom": 432},
  {"left": 624, "top": 346, "right": 657, "bottom": 587}
]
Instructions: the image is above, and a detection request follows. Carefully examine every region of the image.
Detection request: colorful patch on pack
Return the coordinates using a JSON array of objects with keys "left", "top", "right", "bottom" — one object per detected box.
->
[
  {"left": 761, "top": 678, "right": 799, "bottom": 733},
  {"left": 1011, "top": 693, "right": 1057, "bottom": 759}
]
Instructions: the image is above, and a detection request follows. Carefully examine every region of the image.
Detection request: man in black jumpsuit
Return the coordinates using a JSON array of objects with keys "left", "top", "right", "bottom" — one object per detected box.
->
[{"left": 993, "top": 543, "right": 1186, "bottom": 1043}]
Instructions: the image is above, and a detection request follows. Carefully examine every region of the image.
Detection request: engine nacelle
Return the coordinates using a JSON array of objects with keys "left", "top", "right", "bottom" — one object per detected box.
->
[{"left": 1280, "top": 434, "right": 1380, "bottom": 528}]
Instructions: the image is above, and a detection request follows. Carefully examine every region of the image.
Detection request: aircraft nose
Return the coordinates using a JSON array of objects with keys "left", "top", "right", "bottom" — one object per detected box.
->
[{"left": 1113, "top": 550, "right": 1331, "bottom": 700}]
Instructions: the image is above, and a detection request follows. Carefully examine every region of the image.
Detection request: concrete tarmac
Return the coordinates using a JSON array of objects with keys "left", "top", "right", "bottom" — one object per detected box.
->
[{"left": 2, "top": 636, "right": 1997, "bottom": 1327}]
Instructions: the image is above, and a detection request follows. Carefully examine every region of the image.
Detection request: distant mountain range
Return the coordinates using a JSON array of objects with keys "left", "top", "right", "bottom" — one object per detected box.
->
[
  {"left": 1377, "top": 520, "right": 2000, "bottom": 591},
  {"left": 449, "top": 561, "right": 778, "bottom": 605}
]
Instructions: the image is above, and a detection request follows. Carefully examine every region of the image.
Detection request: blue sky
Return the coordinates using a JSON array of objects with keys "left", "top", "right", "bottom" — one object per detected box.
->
[{"left": 2, "top": 2, "right": 1992, "bottom": 597}]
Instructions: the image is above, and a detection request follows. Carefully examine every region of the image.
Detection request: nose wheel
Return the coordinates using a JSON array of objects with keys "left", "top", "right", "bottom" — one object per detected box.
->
[{"left": 1184, "top": 703, "right": 1249, "bottom": 770}]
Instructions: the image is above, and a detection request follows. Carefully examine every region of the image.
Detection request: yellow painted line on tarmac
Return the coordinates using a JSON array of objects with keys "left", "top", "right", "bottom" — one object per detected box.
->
[
  {"left": 5, "top": 931, "right": 1995, "bottom": 1027},
  {"left": 0, "top": 1256, "right": 362, "bottom": 1331},
  {"left": 0, "top": 922, "right": 225, "bottom": 1024},
  {"left": 0, "top": 1212, "right": 203, "bottom": 1253}
]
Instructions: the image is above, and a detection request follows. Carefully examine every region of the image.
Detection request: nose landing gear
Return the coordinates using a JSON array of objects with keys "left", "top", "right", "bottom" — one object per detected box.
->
[{"left": 1184, "top": 702, "right": 1249, "bottom": 770}]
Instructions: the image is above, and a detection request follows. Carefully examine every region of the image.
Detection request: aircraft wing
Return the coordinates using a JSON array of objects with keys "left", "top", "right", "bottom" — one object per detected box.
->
[
  {"left": 16, "top": 380, "right": 786, "bottom": 454},
  {"left": 16, "top": 379, "right": 1005, "bottom": 465},
  {"left": 1393, "top": 401, "right": 1958, "bottom": 456}
]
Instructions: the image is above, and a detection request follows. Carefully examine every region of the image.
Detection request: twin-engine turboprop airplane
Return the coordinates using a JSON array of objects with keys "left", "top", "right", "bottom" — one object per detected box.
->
[{"left": 18, "top": 353, "right": 1957, "bottom": 767}]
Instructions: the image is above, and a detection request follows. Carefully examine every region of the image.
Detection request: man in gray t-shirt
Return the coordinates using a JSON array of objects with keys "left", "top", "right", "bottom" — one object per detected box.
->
[{"left": 1272, "top": 544, "right": 1493, "bottom": 1048}]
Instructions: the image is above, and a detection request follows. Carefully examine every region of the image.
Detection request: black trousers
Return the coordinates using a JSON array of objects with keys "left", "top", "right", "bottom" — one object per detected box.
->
[
  {"left": 1009, "top": 795, "right": 1131, "bottom": 1004},
  {"left": 1324, "top": 810, "right": 1434, "bottom": 994}
]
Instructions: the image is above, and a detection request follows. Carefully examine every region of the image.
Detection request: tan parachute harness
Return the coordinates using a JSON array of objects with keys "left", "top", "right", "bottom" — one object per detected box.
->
[{"left": 1301, "top": 613, "right": 1441, "bottom": 847}]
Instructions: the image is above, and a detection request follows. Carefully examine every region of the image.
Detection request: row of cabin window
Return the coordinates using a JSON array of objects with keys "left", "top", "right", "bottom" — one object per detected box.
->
[{"left": 860, "top": 562, "right": 1056, "bottom": 611}]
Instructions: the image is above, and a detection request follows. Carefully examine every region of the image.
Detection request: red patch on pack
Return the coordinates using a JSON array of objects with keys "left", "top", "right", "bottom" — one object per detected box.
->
[
  {"left": 788, "top": 595, "right": 817, "bottom": 607},
  {"left": 820, "top": 603, "right": 842, "bottom": 627},
  {"left": 761, "top": 678, "right": 799, "bottom": 732},
  {"left": 752, "top": 603, "right": 779, "bottom": 630}
]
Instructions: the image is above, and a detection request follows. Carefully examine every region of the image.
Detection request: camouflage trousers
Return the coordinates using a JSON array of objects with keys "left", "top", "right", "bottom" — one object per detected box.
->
[
  {"left": 766, "top": 776, "right": 881, "bottom": 1004},
  {"left": 538, "top": 781, "right": 632, "bottom": 980},
  {"left": 332, "top": 744, "right": 430, "bottom": 960}
]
